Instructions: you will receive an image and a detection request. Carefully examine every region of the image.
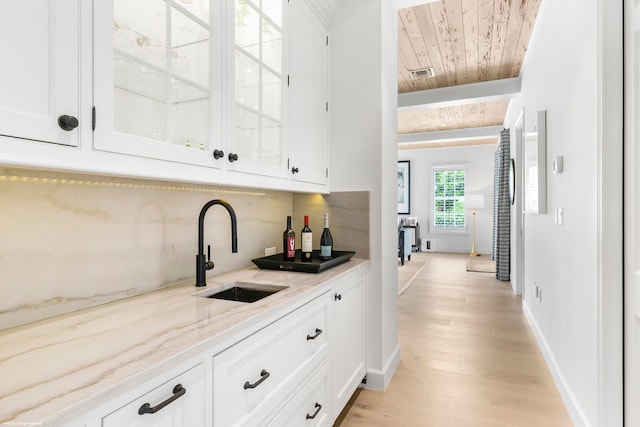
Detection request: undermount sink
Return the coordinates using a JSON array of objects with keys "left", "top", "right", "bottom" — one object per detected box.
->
[{"left": 193, "top": 282, "right": 286, "bottom": 303}]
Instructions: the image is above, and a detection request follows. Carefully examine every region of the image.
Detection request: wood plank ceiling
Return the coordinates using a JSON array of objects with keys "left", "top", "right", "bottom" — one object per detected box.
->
[{"left": 397, "top": 0, "right": 541, "bottom": 149}]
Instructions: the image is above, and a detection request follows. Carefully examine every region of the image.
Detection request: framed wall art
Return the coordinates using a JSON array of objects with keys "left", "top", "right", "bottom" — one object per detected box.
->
[{"left": 398, "top": 160, "right": 410, "bottom": 214}]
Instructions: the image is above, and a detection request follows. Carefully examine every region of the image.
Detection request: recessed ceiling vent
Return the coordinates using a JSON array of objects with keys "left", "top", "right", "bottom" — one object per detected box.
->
[{"left": 409, "top": 67, "right": 435, "bottom": 80}]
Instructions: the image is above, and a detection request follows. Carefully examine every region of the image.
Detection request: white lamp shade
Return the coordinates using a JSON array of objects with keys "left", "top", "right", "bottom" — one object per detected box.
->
[{"left": 466, "top": 194, "right": 485, "bottom": 210}]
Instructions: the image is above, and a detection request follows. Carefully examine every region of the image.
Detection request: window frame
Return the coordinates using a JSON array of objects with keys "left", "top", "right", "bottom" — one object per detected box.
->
[{"left": 431, "top": 165, "right": 468, "bottom": 234}]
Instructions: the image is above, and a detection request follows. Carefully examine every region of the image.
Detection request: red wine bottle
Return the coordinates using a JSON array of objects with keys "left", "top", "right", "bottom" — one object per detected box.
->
[
  {"left": 301, "top": 215, "right": 313, "bottom": 262},
  {"left": 320, "top": 213, "right": 333, "bottom": 259},
  {"left": 283, "top": 216, "right": 295, "bottom": 261}
]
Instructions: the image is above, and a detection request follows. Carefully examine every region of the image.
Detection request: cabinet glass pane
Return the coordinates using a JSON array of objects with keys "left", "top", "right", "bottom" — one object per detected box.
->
[
  {"left": 114, "top": 0, "right": 167, "bottom": 69},
  {"left": 172, "top": 80, "right": 209, "bottom": 149},
  {"left": 262, "top": 0, "right": 281, "bottom": 27},
  {"left": 174, "top": 0, "right": 210, "bottom": 24},
  {"left": 235, "top": 0, "right": 259, "bottom": 59},
  {"left": 235, "top": 107, "right": 259, "bottom": 159},
  {"left": 114, "top": 55, "right": 166, "bottom": 140},
  {"left": 261, "top": 19, "right": 281, "bottom": 73},
  {"left": 172, "top": 7, "right": 209, "bottom": 88},
  {"left": 262, "top": 68, "right": 280, "bottom": 120},
  {"left": 261, "top": 117, "right": 281, "bottom": 166},
  {"left": 235, "top": 108, "right": 281, "bottom": 167},
  {"left": 236, "top": 51, "right": 259, "bottom": 110}
]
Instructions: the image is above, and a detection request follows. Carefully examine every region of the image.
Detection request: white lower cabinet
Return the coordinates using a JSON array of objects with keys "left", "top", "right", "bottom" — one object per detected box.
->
[
  {"left": 330, "top": 266, "right": 367, "bottom": 420},
  {"left": 267, "top": 362, "right": 331, "bottom": 427},
  {"left": 101, "top": 363, "right": 205, "bottom": 427},
  {"left": 80, "top": 264, "right": 366, "bottom": 427},
  {"left": 212, "top": 293, "right": 330, "bottom": 426}
]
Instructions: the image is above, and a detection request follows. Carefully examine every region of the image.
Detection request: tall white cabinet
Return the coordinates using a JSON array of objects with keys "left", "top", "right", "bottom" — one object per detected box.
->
[
  {"left": 289, "top": 0, "right": 328, "bottom": 185},
  {"left": 0, "top": 0, "right": 80, "bottom": 147}
]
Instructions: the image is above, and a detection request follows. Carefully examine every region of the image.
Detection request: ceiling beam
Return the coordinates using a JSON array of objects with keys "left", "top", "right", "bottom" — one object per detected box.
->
[
  {"left": 398, "top": 77, "right": 521, "bottom": 111},
  {"left": 397, "top": 125, "right": 503, "bottom": 144},
  {"left": 398, "top": 138, "right": 499, "bottom": 150},
  {"left": 396, "top": 0, "right": 440, "bottom": 10}
]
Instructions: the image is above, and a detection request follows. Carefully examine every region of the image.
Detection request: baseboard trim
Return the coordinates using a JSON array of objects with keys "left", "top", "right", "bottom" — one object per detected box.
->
[
  {"left": 522, "top": 301, "right": 591, "bottom": 427},
  {"left": 363, "top": 343, "right": 401, "bottom": 391}
]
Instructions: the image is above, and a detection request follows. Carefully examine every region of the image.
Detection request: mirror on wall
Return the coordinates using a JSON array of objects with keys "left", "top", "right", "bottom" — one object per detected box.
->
[{"left": 523, "top": 110, "right": 547, "bottom": 214}]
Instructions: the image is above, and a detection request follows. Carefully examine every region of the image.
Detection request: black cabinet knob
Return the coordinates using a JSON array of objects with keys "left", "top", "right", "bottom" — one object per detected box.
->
[
  {"left": 58, "top": 115, "right": 79, "bottom": 131},
  {"left": 228, "top": 153, "right": 239, "bottom": 162},
  {"left": 213, "top": 149, "right": 224, "bottom": 159},
  {"left": 291, "top": 167, "right": 299, "bottom": 174},
  {"left": 334, "top": 293, "right": 342, "bottom": 301}
]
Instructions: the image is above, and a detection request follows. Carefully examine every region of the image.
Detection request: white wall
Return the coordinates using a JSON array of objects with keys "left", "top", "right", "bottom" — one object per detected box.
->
[
  {"left": 504, "top": 0, "right": 623, "bottom": 424},
  {"left": 329, "top": 0, "right": 400, "bottom": 390},
  {"left": 398, "top": 144, "right": 496, "bottom": 255}
]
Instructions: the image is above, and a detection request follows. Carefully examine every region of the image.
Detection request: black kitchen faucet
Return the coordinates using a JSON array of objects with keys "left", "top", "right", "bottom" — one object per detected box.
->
[{"left": 196, "top": 199, "right": 238, "bottom": 287}]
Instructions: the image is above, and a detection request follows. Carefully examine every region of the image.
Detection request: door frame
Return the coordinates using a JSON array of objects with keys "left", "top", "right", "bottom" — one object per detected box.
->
[
  {"left": 599, "top": 0, "right": 623, "bottom": 424},
  {"left": 512, "top": 110, "right": 524, "bottom": 297}
]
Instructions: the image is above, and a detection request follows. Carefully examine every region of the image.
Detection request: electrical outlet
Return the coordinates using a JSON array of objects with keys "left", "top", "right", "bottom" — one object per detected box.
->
[{"left": 265, "top": 247, "right": 276, "bottom": 256}]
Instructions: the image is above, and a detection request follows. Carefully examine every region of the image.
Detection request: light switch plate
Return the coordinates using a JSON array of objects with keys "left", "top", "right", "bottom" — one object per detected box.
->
[
  {"left": 557, "top": 207, "right": 563, "bottom": 225},
  {"left": 553, "top": 156, "right": 564, "bottom": 174}
]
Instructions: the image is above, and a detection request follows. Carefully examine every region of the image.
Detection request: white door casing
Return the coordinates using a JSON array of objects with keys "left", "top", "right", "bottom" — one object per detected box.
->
[{"left": 625, "top": 1, "right": 640, "bottom": 425}]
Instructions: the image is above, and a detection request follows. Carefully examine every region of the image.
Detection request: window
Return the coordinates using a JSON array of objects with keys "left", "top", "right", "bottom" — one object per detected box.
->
[{"left": 433, "top": 167, "right": 466, "bottom": 229}]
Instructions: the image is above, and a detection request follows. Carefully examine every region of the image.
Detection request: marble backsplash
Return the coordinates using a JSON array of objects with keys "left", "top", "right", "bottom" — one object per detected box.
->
[
  {"left": 0, "top": 168, "right": 371, "bottom": 331},
  {"left": 292, "top": 192, "right": 370, "bottom": 260},
  {"left": 0, "top": 168, "right": 293, "bottom": 330}
]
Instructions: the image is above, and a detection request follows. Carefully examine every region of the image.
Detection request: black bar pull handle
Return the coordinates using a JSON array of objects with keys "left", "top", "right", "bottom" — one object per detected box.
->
[
  {"left": 306, "top": 328, "right": 323, "bottom": 340},
  {"left": 306, "top": 402, "right": 322, "bottom": 420},
  {"left": 243, "top": 369, "right": 270, "bottom": 390},
  {"left": 334, "top": 293, "right": 342, "bottom": 301},
  {"left": 138, "top": 384, "right": 186, "bottom": 415}
]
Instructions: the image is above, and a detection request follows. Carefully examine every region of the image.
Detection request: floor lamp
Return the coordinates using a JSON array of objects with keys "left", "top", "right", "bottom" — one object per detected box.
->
[{"left": 466, "top": 194, "right": 485, "bottom": 257}]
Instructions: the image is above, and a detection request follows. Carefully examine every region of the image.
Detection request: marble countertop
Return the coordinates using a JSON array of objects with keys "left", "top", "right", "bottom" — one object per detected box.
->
[{"left": 0, "top": 259, "right": 367, "bottom": 425}]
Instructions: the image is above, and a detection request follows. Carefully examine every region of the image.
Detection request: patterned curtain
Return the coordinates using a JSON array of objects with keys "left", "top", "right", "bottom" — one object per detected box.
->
[
  {"left": 492, "top": 150, "right": 499, "bottom": 260},
  {"left": 494, "top": 129, "right": 511, "bottom": 281}
]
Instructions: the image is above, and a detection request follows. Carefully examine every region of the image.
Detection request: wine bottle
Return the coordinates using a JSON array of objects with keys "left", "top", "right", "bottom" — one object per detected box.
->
[
  {"left": 283, "top": 215, "right": 296, "bottom": 261},
  {"left": 320, "top": 213, "right": 333, "bottom": 259},
  {"left": 301, "top": 215, "right": 313, "bottom": 262}
]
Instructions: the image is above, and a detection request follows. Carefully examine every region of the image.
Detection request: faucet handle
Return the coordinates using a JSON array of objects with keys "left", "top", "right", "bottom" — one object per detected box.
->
[{"left": 206, "top": 244, "right": 215, "bottom": 270}]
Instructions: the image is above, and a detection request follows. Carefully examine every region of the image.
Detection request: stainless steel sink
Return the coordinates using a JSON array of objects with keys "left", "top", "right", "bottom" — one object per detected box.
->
[{"left": 193, "top": 281, "right": 286, "bottom": 303}]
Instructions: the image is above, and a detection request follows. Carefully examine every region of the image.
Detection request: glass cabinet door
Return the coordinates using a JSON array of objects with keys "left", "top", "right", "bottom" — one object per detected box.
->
[
  {"left": 228, "top": 0, "right": 288, "bottom": 177},
  {"left": 94, "top": 0, "right": 221, "bottom": 166}
]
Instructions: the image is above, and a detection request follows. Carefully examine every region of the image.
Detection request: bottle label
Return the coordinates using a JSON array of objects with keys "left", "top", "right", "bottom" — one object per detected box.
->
[
  {"left": 286, "top": 237, "right": 295, "bottom": 258},
  {"left": 302, "top": 232, "right": 312, "bottom": 252},
  {"left": 321, "top": 245, "right": 332, "bottom": 258}
]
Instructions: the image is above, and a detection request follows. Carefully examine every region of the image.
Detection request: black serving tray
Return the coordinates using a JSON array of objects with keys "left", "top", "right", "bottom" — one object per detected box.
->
[{"left": 252, "top": 250, "right": 356, "bottom": 273}]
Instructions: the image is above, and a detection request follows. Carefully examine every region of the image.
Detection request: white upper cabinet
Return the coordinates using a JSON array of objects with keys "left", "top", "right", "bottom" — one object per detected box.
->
[
  {"left": 93, "top": 0, "right": 223, "bottom": 168},
  {"left": 0, "top": 0, "right": 80, "bottom": 147},
  {"left": 225, "top": 0, "right": 289, "bottom": 178},
  {"left": 289, "top": 0, "right": 328, "bottom": 185},
  {"left": 0, "top": 0, "right": 329, "bottom": 191}
]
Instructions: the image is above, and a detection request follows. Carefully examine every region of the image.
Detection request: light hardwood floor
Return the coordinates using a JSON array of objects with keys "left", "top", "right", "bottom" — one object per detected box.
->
[{"left": 336, "top": 253, "right": 572, "bottom": 426}]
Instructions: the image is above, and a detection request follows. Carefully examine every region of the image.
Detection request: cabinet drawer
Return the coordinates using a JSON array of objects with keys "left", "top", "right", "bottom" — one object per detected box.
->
[
  {"left": 213, "top": 294, "right": 330, "bottom": 426},
  {"left": 102, "top": 363, "right": 205, "bottom": 427},
  {"left": 267, "top": 362, "right": 331, "bottom": 427}
]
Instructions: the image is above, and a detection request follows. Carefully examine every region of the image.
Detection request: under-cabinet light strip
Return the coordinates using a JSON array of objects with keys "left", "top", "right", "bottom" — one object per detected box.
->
[{"left": 0, "top": 175, "right": 266, "bottom": 196}]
